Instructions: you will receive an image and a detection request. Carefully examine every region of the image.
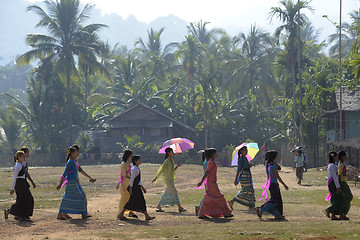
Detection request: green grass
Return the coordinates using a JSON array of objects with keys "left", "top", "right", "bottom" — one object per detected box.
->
[{"left": 1, "top": 163, "right": 360, "bottom": 239}]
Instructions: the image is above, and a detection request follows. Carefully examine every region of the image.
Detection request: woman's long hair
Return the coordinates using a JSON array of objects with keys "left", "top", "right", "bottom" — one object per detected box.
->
[
  {"left": 238, "top": 146, "right": 247, "bottom": 158},
  {"left": 205, "top": 148, "right": 216, "bottom": 160},
  {"left": 265, "top": 150, "right": 278, "bottom": 164},
  {"left": 338, "top": 151, "right": 346, "bottom": 162},
  {"left": 122, "top": 149, "right": 133, "bottom": 162},
  {"left": 165, "top": 147, "right": 173, "bottom": 159},
  {"left": 66, "top": 147, "right": 77, "bottom": 162},
  {"left": 328, "top": 151, "right": 338, "bottom": 163},
  {"left": 13, "top": 151, "right": 25, "bottom": 163}
]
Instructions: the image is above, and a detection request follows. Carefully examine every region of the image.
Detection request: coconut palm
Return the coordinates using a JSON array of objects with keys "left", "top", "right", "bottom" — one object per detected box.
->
[
  {"left": 269, "top": 0, "right": 313, "bottom": 143},
  {"left": 17, "top": 0, "right": 107, "bottom": 144}
]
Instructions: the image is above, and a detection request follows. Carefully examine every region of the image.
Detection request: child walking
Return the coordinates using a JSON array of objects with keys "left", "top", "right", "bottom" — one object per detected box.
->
[
  {"left": 152, "top": 147, "right": 186, "bottom": 213},
  {"left": 118, "top": 155, "right": 155, "bottom": 221},
  {"left": 257, "top": 150, "right": 288, "bottom": 220},
  {"left": 56, "top": 146, "right": 96, "bottom": 220},
  {"left": 228, "top": 146, "right": 255, "bottom": 211},
  {"left": 197, "top": 148, "right": 233, "bottom": 219},
  {"left": 4, "top": 151, "right": 34, "bottom": 221},
  {"left": 337, "top": 151, "right": 353, "bottom": 220}
]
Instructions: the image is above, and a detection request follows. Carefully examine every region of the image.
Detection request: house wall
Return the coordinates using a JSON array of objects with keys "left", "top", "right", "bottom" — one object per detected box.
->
[{"left": 348, "top": 112, "right": 360, "bottom": 139}]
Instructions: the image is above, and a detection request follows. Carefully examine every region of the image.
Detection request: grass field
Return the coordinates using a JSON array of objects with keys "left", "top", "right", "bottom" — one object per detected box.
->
[{"left": 0, "top": 162, "right": 359, "bottom": 240}]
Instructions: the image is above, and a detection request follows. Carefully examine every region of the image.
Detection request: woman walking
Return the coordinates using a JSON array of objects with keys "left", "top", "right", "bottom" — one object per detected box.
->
[
  {"left": 324, "top": 151, "right": 344, "bottom": 220},
  {"left": 118, "top": 155, "right": 155, "bottom": 221},
  {"left": 257, "top": 150, "right": 288, "bottom": 220},
  {"left": 4, "top": 151, "right": 34, "bottom": 221},
  {"left": 116, "top": 149, "right": 137, "bottom": 219},
  {"left": 337, "top": 151, "right": 353, "bottom": 220},
  {"left": 56, "top": 146, "right": 96, "bottom": 220},
  {"left": 152, "top": 147, "right": 186, "bottom": 212},
  {"left": 228, "top": 146, "right": 255, "bottom": 210},
  {"left": 197, "top": 148, "right": 233, "bottom": 219}
]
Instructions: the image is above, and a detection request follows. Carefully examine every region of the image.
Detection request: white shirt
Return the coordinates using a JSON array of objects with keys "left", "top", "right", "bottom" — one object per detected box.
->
[
  {"left": 129, "top": 165, "right": 142, "bottom": 187},
  {"left": 11, "top": 162, "right": 25, "bottom": 190},
  {"left": 327, "top": 163, "right": 340, "bottom": 188}
]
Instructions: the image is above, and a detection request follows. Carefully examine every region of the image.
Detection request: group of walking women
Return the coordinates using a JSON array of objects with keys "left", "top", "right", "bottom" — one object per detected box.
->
[
  {"left": 324, "top": 150, "right": 353, "bottom": 220},
  {"left": 4, "top": 144, "right": 353, "bottom": 222}
]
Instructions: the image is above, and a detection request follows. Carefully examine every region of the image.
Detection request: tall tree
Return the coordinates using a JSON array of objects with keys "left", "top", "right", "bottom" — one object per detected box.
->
[
  {"left": 269, "top": 0, "right": 313, "bottom": 145},
  {"left": 17, "top": 0, "right": 106, "bottom": 144}
]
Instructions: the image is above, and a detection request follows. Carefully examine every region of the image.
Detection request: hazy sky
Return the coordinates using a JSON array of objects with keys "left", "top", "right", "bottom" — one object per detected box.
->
[{"left": 28, "top": 0, "right": 360, "bottom": 25}]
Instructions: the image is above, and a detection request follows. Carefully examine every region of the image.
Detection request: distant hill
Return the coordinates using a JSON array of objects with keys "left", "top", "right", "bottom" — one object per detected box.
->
[{"left": 0, "top": 0, "right": 188, "bottom": 66}]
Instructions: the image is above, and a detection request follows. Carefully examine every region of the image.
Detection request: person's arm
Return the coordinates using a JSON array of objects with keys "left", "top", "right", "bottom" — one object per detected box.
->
[
  {"left": 129, "top": 167, "right": 139, "bottom": 196},
  {"left": 26, "top": 171, "right": 36, "bottom": 188},
  {"left": 274, "top": 162, "right": 281, "bottom": 170},
  {"left": 197, "top": 171, "right": 208, "bottom": 187},
  {"left": 152, "top": 160, "right": 167, "bottom": 183},
  {"left": 274, "top": 168, "right": 288, "bottom": 190},
  {"left": 78, "top": 166, "right": 96, "bottom": 182},
  {"left": 10, "top": 164, "right": 22, "bottom": 194},
  {"left": 234, "top": 171, "right": 240, "bottom": 186},
  {"left": 174, "top": 160, "right": 182, "bottom": 171},
  {"left": 198, "top": 161, "right": 213, "bottom": 186},
  {"left": 330, "top": 165, "right": 341, "bottom": 193}
]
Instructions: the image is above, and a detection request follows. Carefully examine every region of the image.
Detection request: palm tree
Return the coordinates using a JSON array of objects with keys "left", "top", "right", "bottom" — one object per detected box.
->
[
  {"left": 134, "top": 28, "right": 176, "bottom": 82},
  {"left": 187, "top": 20, "right": 224, "bottom": 46},
  {"left": 232, "top": 25, "right": 276, "bottom": 106},
  {"left": 269, "top": 0, "right": 313, "bottom": 144},
  {"left": 17, "top": 0, "right": 107, "bottom": 144}
]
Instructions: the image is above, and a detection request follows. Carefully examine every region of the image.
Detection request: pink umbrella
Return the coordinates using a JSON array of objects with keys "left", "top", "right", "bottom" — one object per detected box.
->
[{"left": 159, "top": 137, "right": 195, "bottom": 154}]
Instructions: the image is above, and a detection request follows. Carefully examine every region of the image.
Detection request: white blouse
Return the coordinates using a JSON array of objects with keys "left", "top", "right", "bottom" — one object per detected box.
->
[
  {"left": 327, "top": 163, "right": 340, "bottom": 189},
  {"left": 129, "top": 165, "right": 142, "bottom": 187},
  {"left": 11, "top": 162, "right": 25, "bottom": 190}
]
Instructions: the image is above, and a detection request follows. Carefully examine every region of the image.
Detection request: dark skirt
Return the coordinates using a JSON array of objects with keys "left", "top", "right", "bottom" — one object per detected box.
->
[
  {"left": 9, "top": 179, "right": 34, "bottom": 218},
  {"left": 327, "top": 180, "right": 344, "bottom": 215},
  {"left": 124, "top": 185, "right": 146, "bottom": 213},
  {"left": 260, "top": 183, "right": 282, "bottom": 217}
]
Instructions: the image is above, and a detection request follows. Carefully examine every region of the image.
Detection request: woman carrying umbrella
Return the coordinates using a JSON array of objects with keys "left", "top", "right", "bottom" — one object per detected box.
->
[
  {"left": 228, "top": 146, "right": 255, "bottom": 210},
  {"left": 152, "top": 147, "right": 186, "bottom": 212}
]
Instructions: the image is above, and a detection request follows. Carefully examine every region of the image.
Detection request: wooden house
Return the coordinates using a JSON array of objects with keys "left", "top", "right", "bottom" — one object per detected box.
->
[
  {"left": 321, "top": 87, "right": 360, "bottom": 167},
  {"left": 322, "top": 87, "right": 360, "bottom": 143},
  {"left": 87, "top": 104, "right": 196, "bottom": 153}
]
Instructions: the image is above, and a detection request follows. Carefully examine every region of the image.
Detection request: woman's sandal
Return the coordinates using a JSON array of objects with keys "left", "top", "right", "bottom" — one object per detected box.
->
[
  {"left": 57, "top": 216, "right": 67, "bottom": 220},
  {"left": 228, "top": 201, "right": 233, "bottom": 210},
  {"left": 340, "top": 216, "right": 350, "bottom": 220},
  {"left": 224, "top": 214, "right": 234, "bottom": 218},
  {"left": 4, "top": 209, "right": 9, "bottom": 220},
  {"left": 256, "top": 207, "right": 263, "bottom": 219},
  {"left": 145, "top": 216, "right": 155, "bottom": 221},
  {"left": 118, "top": 216, "right": 128, "bottom": 221},
  {"left": 156, "top": 209, "right": 164, "bottom": 212},
  {"left": 198, "top": 215, "right": 209, "bottom": 219},
  {"left": 82, "top": 214, "right": 92, "bottom": 219},
  {"left": 323, "top": 209, "right": 330, "bottom": 219},
  {"left": 128, "top": 213, "right": 138, "bottom": 218},
  {"left": 179, "top": 208, "right": 187, "bottom": 213},
  {"left": 330, "top": 216, "right": 340, "bottom": 220}
]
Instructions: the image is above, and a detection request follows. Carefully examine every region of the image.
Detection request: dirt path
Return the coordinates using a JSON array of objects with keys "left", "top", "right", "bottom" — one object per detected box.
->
[{"left": 0, "top": 165, "right": 359, "bottom": 239}]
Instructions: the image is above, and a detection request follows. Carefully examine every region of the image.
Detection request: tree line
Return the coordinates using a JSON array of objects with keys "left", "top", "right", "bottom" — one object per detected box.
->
[{"left": 0, "top": 0, "right": 360, "bottom": 166}]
